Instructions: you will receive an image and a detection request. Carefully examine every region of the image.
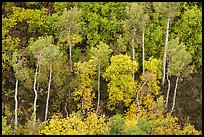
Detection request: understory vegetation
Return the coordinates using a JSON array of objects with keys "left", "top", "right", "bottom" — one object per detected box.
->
[{"left": 2, "top": 2, "right": 202, "bottom": 135}]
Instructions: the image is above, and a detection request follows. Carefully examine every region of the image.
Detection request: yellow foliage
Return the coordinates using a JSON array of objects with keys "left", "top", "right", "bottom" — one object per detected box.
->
[
  {"left": 40, "top": 112, "right": 108, "bottom": 135},
  {"left": 124, "top": 102, "right": 137, "bottom": 131},
  {"left": 180, "top": 124, "right": 201, "bottom": 135},
  {"left": 73, "top": 59, "right": 97, "bottom": 111}
]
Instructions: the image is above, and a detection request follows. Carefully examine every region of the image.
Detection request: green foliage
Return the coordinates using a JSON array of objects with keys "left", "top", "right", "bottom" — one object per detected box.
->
[
  {"left": 90, "top": 41, "right": 113, "bottom": 67},
  {"left": 28, "top": 36, "right": 54, "bottom": 58},
  {"left": 59, "top": 6, "right": 82, "bottom": 45},
  {"left": 171, "top": 3, "right": 202, "bottom": 68},
  {"left": 108, "top": 114, "right": 125, "bottom": 135},
  {"left": 124, "top": 118, "right": 152, "bottom": 135},
  {"left": 153, "top": 2, "right": 181, "bottom": 19},
  {"left": 2, "top": 116, "right": 12, "bottom": 135},
  {"left": 167, "top": 37, "right": 192, "bottom": 76},
  {"left": 16, "top": 118, "right": 47, "bottom": 135},
  {"left": 2, "top": 2, "right": 201, "bottom": 135},
  {"left": 124, "top": 2, "right": 149, "bottom": 32}
]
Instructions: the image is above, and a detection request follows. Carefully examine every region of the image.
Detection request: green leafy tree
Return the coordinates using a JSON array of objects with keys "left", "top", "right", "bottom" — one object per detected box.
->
[
  {"left": 171, "top": 2, "right": 202, "bottom": 68},
  {"left": 59, "top": 7, "right": 82, "bottom": 72},
  {"left": 108, "top": 114, "right": 125, "bottom": 135},
  {"left": 37, "top": 37, "right": 63, "bottom": 121},
  {"left": 28, "top": 36, "right": 53, "bottom": 133},
  {"left": 124, "top": 118, "right": 152, "bottom": 135},
  {"left": 153, "top": 2, "right": 181, "bottom": 85},
  {"left": 90, "top": 41, "right": 112, "bottom": 114},
  {"left": 10, "top": 50, "right": 30, "bottom": 134},
  {"left": 166, "top": 37, "right": 192, "bottom": 113},
  {"left": 124, "top": 2, "right": 149, "bottom": 74},
  {"left": 2, "top": 116, "right": 12, "bottom": 135}
]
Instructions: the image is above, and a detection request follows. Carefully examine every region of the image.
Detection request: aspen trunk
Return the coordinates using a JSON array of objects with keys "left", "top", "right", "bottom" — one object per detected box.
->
[
  {"left": 165, "top": 73, "right": 171, "bottom": 108},
  {"left": 65, "top": 99, "right": 68, "bottom": 119},
  {"left": 14, "top": 79, "right": 18, "bottom": 135},
  {"left": 45, "top": 64, "right": 52, "bottom": 121},
  {"left": 37, "top": 65, "right": 40, "bottom": 92},
  {"left": 132, "top": 31, "right": 136, "bottom": 83},
  {"left": 68, "top": 27, "right": 72, "bottom": 72},
  {"left": 142, "top": 30, "right": 145, "bottom": 73},
  {"left": 136, "top": 92, "right": 140, "bottom": 121},
  {"left": 162, "top": 18, "right": 170, "bottom": 85},
  {"left": 33, "top": 63, "right": 38, "bottom": 133},
  {"left": 171, "top": 75, "right": 179, "bottom": 113},
  {"left": 136, "top": 75, "right": 151, "bottom": 121},
  {"left": 69, "top": 44, "right": 72, "bottom": 72},
  {"left": 96, "top": 63, "right": 101, "bottom": 114}
]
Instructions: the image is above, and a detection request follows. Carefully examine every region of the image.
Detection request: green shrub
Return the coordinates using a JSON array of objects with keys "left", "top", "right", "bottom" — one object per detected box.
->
[{"left": 108, "top": 114, "right": 125, "bottom": 135}]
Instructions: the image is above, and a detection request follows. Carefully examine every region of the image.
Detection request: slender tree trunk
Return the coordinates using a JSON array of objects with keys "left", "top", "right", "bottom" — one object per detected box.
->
[
  {"left": 165, "top": 73, "right": 171, "bottom": 108},
  {"left": 65, "top": 99, "right": 68, "bottom": 119},
  {"left": 45, "top": 64, "right": 52, "bottom": 121},
  {"left": 136, "top": 75, "right": 151, "bottom": 121},
  {"left": 69, "top": 44, "right": 72, "bottom": 72},
  {"left": 136, "top": 92, "right": 140, "bottom": 121},
  {"left": 162, "top": 18, "right": 170, "bottom": 86},
  {"left": 68, "top": 27, "right": 72, "bottom": 72},
  {"left": 33, "top": 63, "right": 38, "bottom": 134},
  {"left": 171, "top": 75, "right": 179, "bottom": 113},
  {"left": 132, "top": 31, "right": 136, "bottom": 83},
  {"left": 37, "top": 65, "right": 40, "bottom": 92},
  {"left": 14, "top": 79, "right": 18, "bottom": 135},
  {"left": 96, "top": 63, "right": 101, "bottom": 114},
  {"left": 142, "top": 30, "right": 145, "bottom": 73}
]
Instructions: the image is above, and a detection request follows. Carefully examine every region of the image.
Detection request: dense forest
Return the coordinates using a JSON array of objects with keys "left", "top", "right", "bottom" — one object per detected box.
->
[{"left": 2, "top": 2, "right": 202, "bottom": 135}]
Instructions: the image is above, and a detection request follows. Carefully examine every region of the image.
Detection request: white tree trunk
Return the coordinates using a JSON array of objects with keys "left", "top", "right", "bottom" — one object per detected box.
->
[
  {"left": 45, "top": 64, "right": 52, "bottom": 121},
  {"left": 165, "top": 73, "right": 171, "bottom": 108},
  {"left": 37, "top": 65, "right": 40, "bottom": 92},
  {"left": 142, "top": 30, "right": 145, "bottom": 73},
  {"left": 14, "top": 79, "right": 18, "bottom": 135},
  {"left": 171, "top": 75, "right": 179, "bottom": 113},
  {"left": 136, "top": 92, "right": 140, "bottom": 121},
  {"left": 33, "top": 63, "right": 38, "bottom": 133},
  {"left": 136, "top": 75, "right": 151, "bottom": 121},
  {"left": 162, "top": 18, "right": 170, "bottom": 86},
  {"left": 65, "top": 99, "right": 68, "bottom": 119},
  {"left": 69, "top": 44, "right": 72, "bottom": 72},
  {"left": 132, "top": 47, "right": 135, "bottom": 83},
  {"left": 68, "top": 27, "right": 72, "bottom": 72},
  {"left": 132, "top": 31, "right": 136, "bottom": 83},
  {"left": 96, "top": 63, "right": 101, "bottom": 114}
]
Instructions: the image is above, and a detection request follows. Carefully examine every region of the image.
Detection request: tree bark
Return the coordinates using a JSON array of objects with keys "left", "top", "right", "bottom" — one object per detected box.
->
[
  {"left": 162, "top": 18, "right": 170, "bottom": 86},
  {"left": 165, "top": 72, "right": 171, "bottom": 108},
  {"left": 33, "top": 63, "right": 38, "bottom": 134},
  {"left": 136, "top": 92, "right": 140, "bottom": 121},
  {"left": 132, "top": 31, "right": 136, "bottom": 83},
  {"left": 136, "top": 75, "right": 151, "bottom": 121},
  {"left": 171, "top": 75, "right": 179, "bottom": 113},
  {"left": 37, "top": 65, "right": 40, "bottom": 92},
  {"left": 65, "top": 99, "right": 68, "bottom": 119},
  {"left": 69, "top": 44, "right": 72, "bottom": 72},
  {"left": 142, "top": 30, "right": 145, "bottom": 73},
  {"left": 45, "top": 64, "right": 52, "bottom": 121},
  {"left": 68, "top": 27, "right": 72, "bottom": 72},
  {"left": 14, "top": 79, "right": 18, "bottom": 135},
  {"left": 96, "top": 63, "right": 101, "bottom": 114}
]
